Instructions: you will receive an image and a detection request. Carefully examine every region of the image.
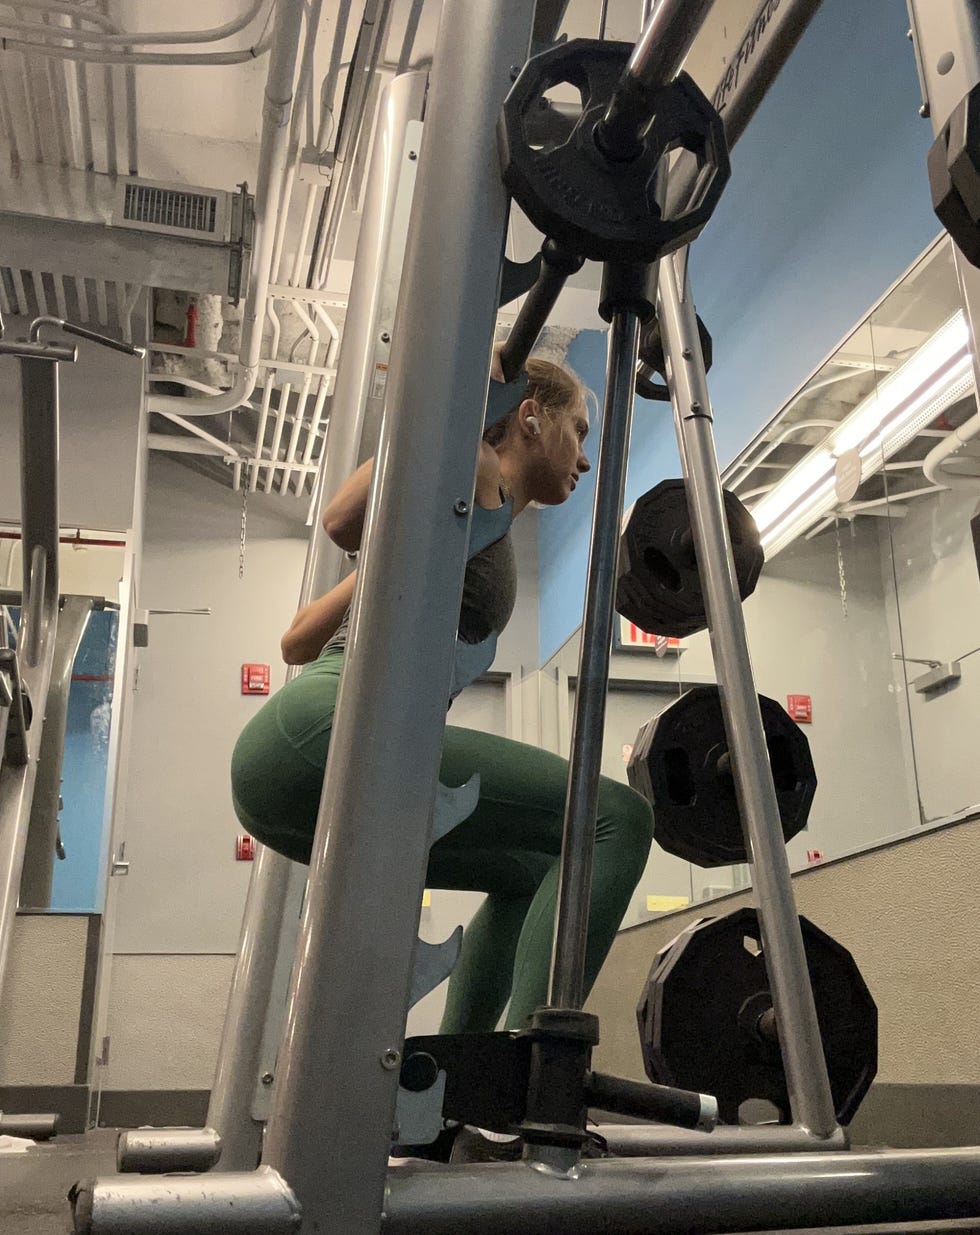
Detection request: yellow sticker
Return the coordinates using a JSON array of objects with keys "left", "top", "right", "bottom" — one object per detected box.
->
[
  {"left": 646, "top": 895, "right": 690, "bottom": 913},
  {"left": 421, "top": 889, "right": 432, "bottom": 909}
]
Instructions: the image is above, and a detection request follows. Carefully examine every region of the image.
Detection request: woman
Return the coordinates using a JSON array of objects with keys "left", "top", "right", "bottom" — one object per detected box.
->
[{"left": 231, "top": 356, "right": 653, "bottom": 1041}]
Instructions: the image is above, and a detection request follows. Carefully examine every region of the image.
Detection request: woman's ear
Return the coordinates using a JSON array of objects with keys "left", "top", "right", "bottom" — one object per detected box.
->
[{"left": 517, "top": 398, "right": 542, "bottom": 439}]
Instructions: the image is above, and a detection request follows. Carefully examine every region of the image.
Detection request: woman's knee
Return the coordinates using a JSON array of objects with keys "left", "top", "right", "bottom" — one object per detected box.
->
[{"left": 598, "top": 778, "right": 654, "bottom": 869}]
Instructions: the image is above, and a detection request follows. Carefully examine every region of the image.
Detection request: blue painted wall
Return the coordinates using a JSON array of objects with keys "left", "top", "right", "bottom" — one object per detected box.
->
[{"left": 538, "top": 0, "right": 940, "bottom": 663}]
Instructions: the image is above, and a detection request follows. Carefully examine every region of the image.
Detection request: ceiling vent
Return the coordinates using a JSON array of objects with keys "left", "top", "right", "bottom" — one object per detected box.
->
[{"left": 114, "top": 177, "right": 233, "bottom": 242}]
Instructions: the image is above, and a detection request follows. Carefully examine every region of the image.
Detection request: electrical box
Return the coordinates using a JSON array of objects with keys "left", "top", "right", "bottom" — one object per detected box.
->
[{"left": 241, "top": 663, "right": 270, "bottom": 695}]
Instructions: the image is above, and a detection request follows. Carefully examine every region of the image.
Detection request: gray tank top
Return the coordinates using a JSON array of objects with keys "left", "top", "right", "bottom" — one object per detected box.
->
[{"left": 319, "top": 530, "right": 517, "bottom": 657}]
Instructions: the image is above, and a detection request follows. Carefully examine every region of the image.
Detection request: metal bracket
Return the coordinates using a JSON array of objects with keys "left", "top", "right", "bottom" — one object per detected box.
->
[
  {"left": 228, "top": 181, "right": 255, "bottom": 306},
  {"left": 451, "top": 634, "right": 497, "bottom": 699}
]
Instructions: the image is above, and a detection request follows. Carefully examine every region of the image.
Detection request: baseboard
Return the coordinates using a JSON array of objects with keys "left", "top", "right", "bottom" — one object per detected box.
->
[
  {"left": 97, "top": 1089, "right": 209, "bottom": 1129},
  {"left": 849, "top": 1083, "right": 980, "bottom": 1148},
  {"left": 0, "top": 1084, "right": 89, "bottom": 1134}
]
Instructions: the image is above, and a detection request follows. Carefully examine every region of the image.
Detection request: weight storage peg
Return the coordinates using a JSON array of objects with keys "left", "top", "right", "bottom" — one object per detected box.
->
[
  {"left": 635, "top": 312, "right": 713, "bottom": 401},
  {"left": 627, "top": 685, "right": 817, "bottom": 868},
  {"left": 498, "top": 40, "right": 730, "bottom": 263},
  {"left": 637, "top": 907, "right": 877, "bottom": 1126},
  {"left": 616, "top": 479, "right": 763, "bottom": 640}
]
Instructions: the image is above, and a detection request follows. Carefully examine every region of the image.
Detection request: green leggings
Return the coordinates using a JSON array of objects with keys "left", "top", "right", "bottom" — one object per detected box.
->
[{"left": 230, "top": 651, "right": 653, "bottom": 1032}]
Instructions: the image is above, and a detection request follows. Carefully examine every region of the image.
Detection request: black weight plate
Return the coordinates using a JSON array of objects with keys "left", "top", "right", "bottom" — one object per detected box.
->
[
  {"left": 627, "top": 685, "right": 816, "bottom": 867},
  {"left": 499, "top": 41, "right": 730, "bottom": 263},
  {"left": 640, "top": 907, "right": 877, "bottom": 1125},
  {"left": 616, "top": 480, "right": 763, "bottom": 639}
]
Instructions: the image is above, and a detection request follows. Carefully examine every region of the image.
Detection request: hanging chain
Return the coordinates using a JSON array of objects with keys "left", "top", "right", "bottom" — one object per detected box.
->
[
  {"left": 239, "top": 462, "right": 251, "bottom": 580},
  {"left": 834, "top": 515, "right": 848, "bottom": 621}
]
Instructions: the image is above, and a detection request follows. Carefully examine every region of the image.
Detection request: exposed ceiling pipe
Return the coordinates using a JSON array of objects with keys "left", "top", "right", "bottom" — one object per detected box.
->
[
  {"left": 307, "top": 0, "right": 396, "bottom": 289},
  {"left": 0, "top": 20, "right": 274, "bottom": 64},
  {"left": 146, "top": 0, "right": 305, "bottom": 419},
  {"left": 3, "top": 0, "right": 270, "bottom": 45},
  {"left": 923, "top": 411, "right": 980, "bottom": 490}
]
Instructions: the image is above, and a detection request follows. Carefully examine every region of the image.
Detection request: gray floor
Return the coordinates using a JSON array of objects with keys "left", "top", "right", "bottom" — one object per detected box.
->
[{"left": 0, "top": 1128, "right": 116, "bottom": 1235}]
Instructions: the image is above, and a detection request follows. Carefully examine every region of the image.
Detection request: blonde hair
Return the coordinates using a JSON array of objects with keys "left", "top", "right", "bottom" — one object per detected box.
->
[{"left": 484, "top": 357, "right": 592, "bottom": 448}]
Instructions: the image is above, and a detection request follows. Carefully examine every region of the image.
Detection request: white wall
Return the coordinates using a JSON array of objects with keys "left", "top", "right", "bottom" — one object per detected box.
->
[
  {"left": 540, "top": 523, "right": 919, "bottom": 926},
  {"left": 880, "top": 486, "right": 980, "bottom": 822},
  {"left": 112, "top": 457, "right": 308, "bottom": 955},
  {"left": 0, "top": 313, "right": 145, "bottom": 533}
]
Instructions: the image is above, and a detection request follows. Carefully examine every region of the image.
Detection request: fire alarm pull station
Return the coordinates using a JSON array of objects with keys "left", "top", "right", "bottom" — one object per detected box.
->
[
  {"left": 236, "top": 835, "right": 257, "bottom": 861},
  {"left": 786, "top": 694, "right": 812, "bottom": 724},
  {"left": 242, "top": 664, "right": 270, "bottom": 695}
]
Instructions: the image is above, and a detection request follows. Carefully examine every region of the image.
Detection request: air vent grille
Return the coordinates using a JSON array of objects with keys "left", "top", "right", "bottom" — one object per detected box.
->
[{"left": 123, "top": 183, "right": 218, "bottom": 234}]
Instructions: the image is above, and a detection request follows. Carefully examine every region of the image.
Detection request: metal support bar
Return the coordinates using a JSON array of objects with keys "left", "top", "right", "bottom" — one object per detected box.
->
[
  {"left": 549, "top": 308, "right": 639, "bottom": 1010},
  {"left": 0, "top": 1111, "right": 58, "bottom": 1140},
  {"left": 597, "top": 0, "right": 714, "bottom": 159},
  {"left": 657, "top": 248, "right": 837, "bottom": 1139},
  {"left": 378, "top": 1148, "right": 980, "bottom": 1234},
  {"left": 116, "top": 1128, "right": 223, "bottom": 1175},
  {"left": 0, "top": 352, "right": 62, "bottom": 1034},
  {"left": 498, "top": 239, "right": 584, "bottom": 381},
  {"left": 595, "top": 1122, "right": 848, "bottom": 1156},
  {"left": 308, "top": 0, "right": 396, "bottom": 288},
  {"left": 69, "top": 1166, "right": 300, "bottom": 1235},
  {"left": 19, "top": 595, "right": 93, "bottom": 908},
  {"left": 261, "top": 3, "right": 535, "bottom": 1230},
  {"left": 667, "top": 0, "right": 824, "bottom": 215}
]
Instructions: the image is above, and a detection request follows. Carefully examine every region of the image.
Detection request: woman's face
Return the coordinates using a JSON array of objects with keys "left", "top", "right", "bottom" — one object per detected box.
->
[{"left": 529, "top": 400, "right": 591, "bottom": 506}]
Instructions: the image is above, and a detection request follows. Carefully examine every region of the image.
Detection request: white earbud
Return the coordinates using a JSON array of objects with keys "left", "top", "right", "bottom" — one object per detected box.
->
[{"left": 526, "top": 415, "right": 541, "bottom": 436}]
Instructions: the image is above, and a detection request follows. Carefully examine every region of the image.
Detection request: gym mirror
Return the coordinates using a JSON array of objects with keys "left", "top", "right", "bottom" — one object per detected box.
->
[{"left": 539, "top": 234, "right": 980, "bottom": 928}]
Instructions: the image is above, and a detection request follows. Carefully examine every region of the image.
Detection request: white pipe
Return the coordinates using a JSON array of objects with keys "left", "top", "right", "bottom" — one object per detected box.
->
[
  {"left": 148, "top": 433, "right": 236, "bottom": 459},
  {"left": 922, "top": 412, "right": 980, "bottom": 489},
  {"left": 265, "top": 380, "right": 292, "bottom": 492},
  {"left": 312, "top": 303, "right": 340, "bottom": 366},
  {"left": 159, "top": 410, "right": 244, "bottom": 459},
  {"left": 146, "top": 0, "right": 305, "bottom": 418},
  {"left": 3, "top": 0, "right": 269, "bottom": 45},
  {"left": 0, "top": 28, "right": 274, "bottom": 64},
  {"left": 280, "top": 372, "right": 314, "bottom": 490},
  {"left": 252, "top": 369, "right": 277, "bottom": 491},
  {"left": 296, "top": 372, "right": 330, "bottom": 493}
]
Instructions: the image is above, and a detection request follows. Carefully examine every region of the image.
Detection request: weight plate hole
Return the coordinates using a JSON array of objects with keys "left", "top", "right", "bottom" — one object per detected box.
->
[
  {"left": 529, "top": 82, "right": 585, "bottom": 153},
  {"left": 742, "top": 935, "right": 762, "bottom": 958},
  {"left": 767, "top": 734, "right": 797, "bottom": 793},
  {"left": 643, "top": 546, "right": 682, "bottom": 593},
  {"left": 663, "top": 746, "right": 694, "bottom": 805}
]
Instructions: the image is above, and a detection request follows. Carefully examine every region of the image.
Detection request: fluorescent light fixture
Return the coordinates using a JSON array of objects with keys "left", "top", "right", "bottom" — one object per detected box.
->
[{"left": 751, "top": 311, "right": 975, "bottom": 557}]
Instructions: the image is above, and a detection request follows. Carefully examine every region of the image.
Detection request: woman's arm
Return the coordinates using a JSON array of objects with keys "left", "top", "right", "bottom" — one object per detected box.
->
[
  {"left": 322, "top": 460, "right": 373, "bottom": 550},
  {"left": 281, "top": 571, "right": 357, "bottom": 665}
]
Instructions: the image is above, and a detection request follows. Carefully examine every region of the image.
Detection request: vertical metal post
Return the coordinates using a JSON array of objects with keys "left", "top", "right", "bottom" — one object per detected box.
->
[
  {"left": 262, "top": 3, "right": 534, "bottom": 1228},
  {"left": 0, "top": 354, "right": 61, "bottom": 1013},
  {"left": 549, "top": 309, "right": 640, "bottom": 1010},
  {"left": 205, "top": 71, "right": 427, "bottom": 1174},
  {"left": 657, "top": 248, "right": 838, "bottom": 1139}
]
